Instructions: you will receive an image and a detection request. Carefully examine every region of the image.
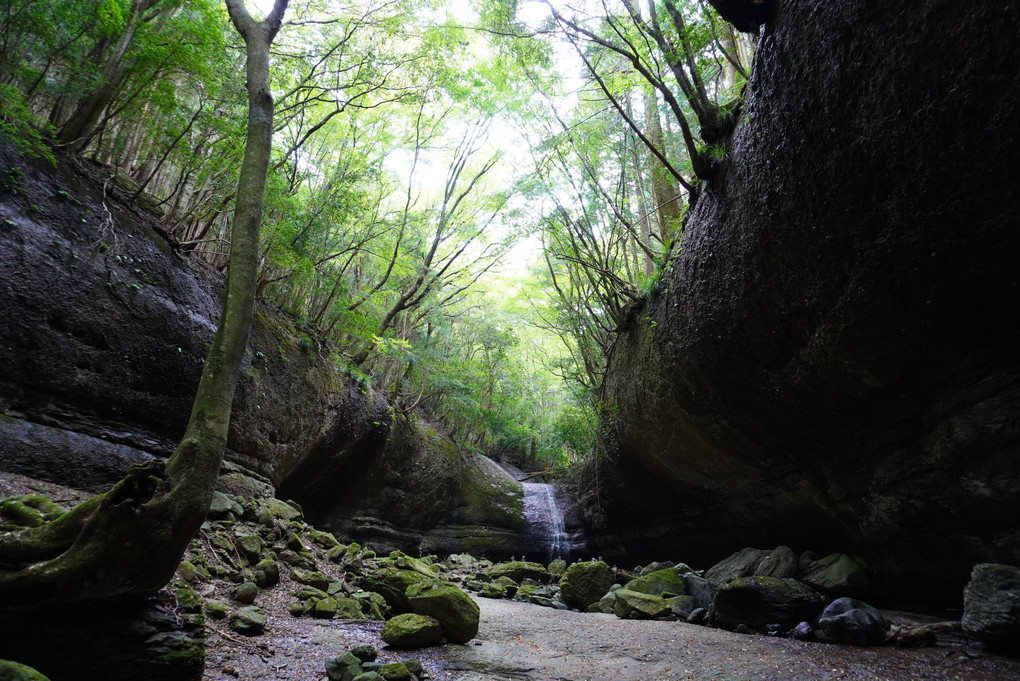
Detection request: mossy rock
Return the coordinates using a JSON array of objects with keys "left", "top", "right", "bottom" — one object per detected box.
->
[
  {"left": 308, "top": 529, "right": 341, "bottom": 549},
  {"left": 229, "top": 606, "right": 267, "bottom": 636},
  {"left": 381, "top": 613, "right": 444, "bottom": 648},
  {"left": 292, "top": 568, "right": 331, "bottom": 591},
  {"left": 613, "top": 589, "right": 672, "bottom": 619},
  {"left": 378, "top": 661, "right": 412, "bottom": 680},
  {"left": 355, "top": 567, "right": 430, "bottom": 613},
  {"left": 313, "top": 597, "right": 339, "bottom": 619},
  {"left": 253, "top": 558, "right": 280, "bottom": 588},
  {"left": 710, "top": 576, "right": 826, "bottom": 632},
  {"left": 232, "top": 581, "right": 259, "bottom": 604},
  {"left": 559, "top": 561, "right": 614, "bottom": 610},
  {"left": 205, "top": 600, "right": 229, "bottom": 619},
  {"left": 623, "top": 567, "right": 686, "bottom": 598},
  {"left": 487, "top": 561, "right": 550, "bottom": 584},
  {"left": 406, "top": 581, "right": 480, "bottom": 644},
  {"left": 0, "top": 660, "right": 50, "bottom": 680}
]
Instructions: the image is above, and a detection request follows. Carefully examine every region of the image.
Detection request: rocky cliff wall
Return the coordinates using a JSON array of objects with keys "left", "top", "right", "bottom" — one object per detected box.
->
[
  {"left": 590, "top": 0, "right": 1020, "bottom": 601},
  {"left": 0, "top": 143, "right": 529, "bottom": 556}
]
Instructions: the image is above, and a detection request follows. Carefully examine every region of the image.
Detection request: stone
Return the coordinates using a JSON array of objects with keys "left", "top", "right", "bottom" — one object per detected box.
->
[
  {"left": 756, "top": 546, "right": 799, "bottom": 578},
  {"left": 229, "top": 606, "right": 267, "bottom": 636},
  {"left": 336, "top": 597, "right": 364, "bottom": 619},
  {"left": 378, "top": 662, "right": 411, "bottom": 681},
  {"left": 292, "top": 568, "right": 331, "bottom": 592},
  {"left": 548, "top": 558, "right": 568, "bottom": 578},
  {"left": 406, "top": 581, "right": 480, "bottom": 644},
  {"left": 494, "top": 576, "right": 519, "bottom": 597},
  {"left": 613, "top": 589, "right": 672, "bottom": 619},
  {"left": 313, "top": 597, "right": 339, "bottom": 619},
  {"left": 309, "top": 529, "right": 341, "bottom": 549},
  {"left": 325, "top": 652, "right": 363, "bottom": 681},
  {"left": 209, "top": 492, "right": 244, "bottom": 519},
  {"left": 355, "top": 568, "right": 431, "bottom": 613},
  {"left": 232, "top": 581, "right": 259, "bottom": 604},
  {"left": 681, "top": 573, "right": 719, "bottom": 610},
  {"left": 350, "top": 645, "right": 377, "bottom": 662},
  {"left": 705, "top": 548, "right": 768, "bottom": 585},
  {"left": 487, "top": 561, "right": 550, "bottom": 584},
  {"left": 800, "top": 553, "right": 869, "bottom": 595},
  {"left": 639, "top": 561, "right": 675, "bottom": 576},
  {"left": 235, "top": 534, "right": 264, "bottom": 563},
  {"left": 791, "top": 621, "right": 815, "bottom": 641},
  {"left": 816, "top": 597, "right": 889, "bottom": 646},
  {"left": 381, "top": 613, "right": 444, "bottom": 648},
  {"left": 253, "top": 558, "right": 280, "bottom": 588},
  {"left": 205, "top": 599, "right": 228, "bottom": 619},
  {"left": 962, "top": 563, "right": 1020, "bottom": 651},
  {"left": 687, "top": 608, "right": 707, "bottom": 624},
  {"left": 624, "top": 567, "right": 686, "bottom": 597},
  {"left": 559, "top": 560, "right": 614, "bottom": 610},
  {"left": 666, "top": 595, "right": 697, "bottom": 617},
  {"left": 0, "top": 660, "right": 50, "bottom": 680},
  {"left": 710, "top": 577, "right": 826, "bottom": 633},
  {"left": 351, "top": 674, "right": 384, "bottom": 681}
]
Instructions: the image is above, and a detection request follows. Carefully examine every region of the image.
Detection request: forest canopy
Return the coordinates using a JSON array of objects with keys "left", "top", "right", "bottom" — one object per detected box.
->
[{"left": 0, "top": 0, "right": 754, "bottom": 472}]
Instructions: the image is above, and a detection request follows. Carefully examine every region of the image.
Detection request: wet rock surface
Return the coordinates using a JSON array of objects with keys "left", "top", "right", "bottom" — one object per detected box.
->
[{"left": 589, "top": 0, "right": 1020, "bottom": 602}]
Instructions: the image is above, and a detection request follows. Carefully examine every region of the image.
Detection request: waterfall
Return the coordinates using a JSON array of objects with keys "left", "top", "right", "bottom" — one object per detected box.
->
[{"left": 522, "top": 482, "right": 572, "bottom": 562}]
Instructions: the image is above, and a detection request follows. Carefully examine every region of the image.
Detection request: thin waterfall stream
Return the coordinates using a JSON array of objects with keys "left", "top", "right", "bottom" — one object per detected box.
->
[{"left": 522, "top": 482, "right": 572, "bottom": 562}]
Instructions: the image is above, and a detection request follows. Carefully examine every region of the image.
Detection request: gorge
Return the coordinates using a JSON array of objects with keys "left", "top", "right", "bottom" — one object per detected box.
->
[{"left": 1, "top": 0, "right": 1019, "bottom": 678}]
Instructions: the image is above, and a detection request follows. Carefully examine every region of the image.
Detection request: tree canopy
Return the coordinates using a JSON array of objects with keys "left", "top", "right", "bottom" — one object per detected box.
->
[{"left": 0, "top": 0, "right": 755, "bottom": 473}]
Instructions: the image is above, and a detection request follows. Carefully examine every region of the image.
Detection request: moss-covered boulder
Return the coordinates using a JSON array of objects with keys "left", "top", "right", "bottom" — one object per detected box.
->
[
  {"left": 355, "top": 568, "right": 431, "bottom": 613},
  {"left": 623, "top": 567, "right": 686, "bottom": 598},
  {"left": 229, "top": 606, "right": 267, "bottom": 636},
  {"left": 377, "top": 662, "right": 411, "bottom": 680},
  {"left": 406, "top": 581, "right": 480, "bottom": 644},
  {"left": 710, "top": 577, "right": 826, "bottom": 633},
  {"left": 799, "top": 553, "right": 869, "bottom": 595},
  {"left": 381, "top": 613, "right": 444, "bottom": 648},
  {"left": 487, "top": 561, "right": 550, "bottom": 584},
  {"left": 559, "top": 560, "right": 614, "bottom": 610},
  {"left": 613, "top": 589, "right": 672, "bottom": 619},
  {"left": 0, "top": 660, "right": 50, "bottom": 680}
]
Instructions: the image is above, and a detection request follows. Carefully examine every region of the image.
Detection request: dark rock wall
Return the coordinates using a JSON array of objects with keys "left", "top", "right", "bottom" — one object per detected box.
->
[
  {"left": 592, "top": 0, "right": 1020, "bottom": 600},
  {"left": 0, "top": 143, "right": 530, "bottom": 556}
]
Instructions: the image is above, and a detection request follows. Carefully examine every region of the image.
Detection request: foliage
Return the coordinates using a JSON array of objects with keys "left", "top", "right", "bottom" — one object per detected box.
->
[{"left": 0, "top": 0, "right": 756, "bottom": 476}]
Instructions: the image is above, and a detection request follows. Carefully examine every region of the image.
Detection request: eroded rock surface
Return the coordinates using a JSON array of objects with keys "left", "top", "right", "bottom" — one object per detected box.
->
[{"left": 587, "top": 0, "right": 1020, "bottom": 602}]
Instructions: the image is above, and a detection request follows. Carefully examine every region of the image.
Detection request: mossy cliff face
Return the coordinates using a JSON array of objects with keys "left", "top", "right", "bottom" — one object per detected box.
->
[
  {"left": 0, "top": 143, "right": 527, "bottom": 553},
  {"left": 590, "top": 0, "right": 1020, "bottom": 601}
]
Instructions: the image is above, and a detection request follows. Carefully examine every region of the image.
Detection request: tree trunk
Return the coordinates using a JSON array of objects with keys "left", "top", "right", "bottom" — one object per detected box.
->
[
  {"left": 0, "top": 0, "right": 288, "bottom": 614},
  {"left": 643, "top": 85, "right": 682, "bottom": 240}
]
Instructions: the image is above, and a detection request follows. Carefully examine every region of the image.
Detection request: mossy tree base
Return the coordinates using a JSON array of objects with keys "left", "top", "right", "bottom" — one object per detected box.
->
[{"left": 0, "top": 583, "right": 205, "bottom": 681}]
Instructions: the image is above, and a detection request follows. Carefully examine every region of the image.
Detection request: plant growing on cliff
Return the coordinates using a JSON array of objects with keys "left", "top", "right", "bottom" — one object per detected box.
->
[{"left": 0, "top": 0, "right": 288, "bottom": 612}]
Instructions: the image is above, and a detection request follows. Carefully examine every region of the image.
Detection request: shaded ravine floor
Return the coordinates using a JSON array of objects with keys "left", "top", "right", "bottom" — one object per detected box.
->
[
  {"left": 444, "top": 599, "right": 1020, "bottom": 681},
  {"left": 202, "top": 597, "right": 1020, "bottom": 681}
]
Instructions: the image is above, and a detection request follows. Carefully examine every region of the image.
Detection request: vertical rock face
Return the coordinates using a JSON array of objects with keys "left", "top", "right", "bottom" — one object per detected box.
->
[
  {"left": 591, "top": 0, "right": 1020, "bottom": 600},
  {"left": 0, "top": 144, "right": 531, "bottom": 556}
]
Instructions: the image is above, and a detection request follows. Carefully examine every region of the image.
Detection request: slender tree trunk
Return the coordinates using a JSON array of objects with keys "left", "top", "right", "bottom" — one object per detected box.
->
[
  {"left": 643, "top": 84, "right": 682, "bottom": 240},
  {"left": 0, "top": 0, "right": 289, "bottom": 614}
]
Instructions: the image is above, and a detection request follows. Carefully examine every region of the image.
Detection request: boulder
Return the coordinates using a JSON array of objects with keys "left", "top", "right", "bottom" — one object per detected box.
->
[
  {"left": 800, "top": 553, "right": 869, "bottom": 595},
  {"left": 209, "top": 492, "right": 243, "bottom": 520},
  {"left": 681, "top": 573, "right": 719, "bottom": 610},
  {"left": 816, "top": 597, "right": 889, "bottom": 646},
  {"left": 756, "top": 546, "right": 799, "bottom": 578},
  {"left": 613, "top": 589, "right": 672, "bottom": 619},
  {"left": 962, "top": 563, "right": 1020, "bottom": 651},
  {"left": 623, "top": 567, "right": 686, "bottom": 597},
  {"left": 377, "top": 662, "right": 411, "bottom": 681},
  {"left": 381, "top": 613, "right": 444, "bottom": 648},
  {"left": 705, "top": 548, "right": 768, "bottom": 585},
  {"left": 559, "top": 561, "right": 614, "bottom": 610},
  {"left": 355, "top": 568, "right": 431, "bottom": 613},
  {"left": 487, "top": 561, "right": 550, "bottom": 584},
  {"left": 232, "top": 582, "right": 259, "bottom": 604},
  {"left": 710, "top": 577, "right": 826, "bottom": 632},
  {"left": 0, "top": 661, "right": 50, "bottom": 680},
  {"left": 406, "top": 581, "right": 480, "bottom": 644},
  {"left": 229, "top": 606, "right": 267, "bottom": 636},
  {"left": 325, "top": 652, "right": 364, "bottom": 681},
  {"left": 639, "top": 561, "right": 675, "bottom": 576}
]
